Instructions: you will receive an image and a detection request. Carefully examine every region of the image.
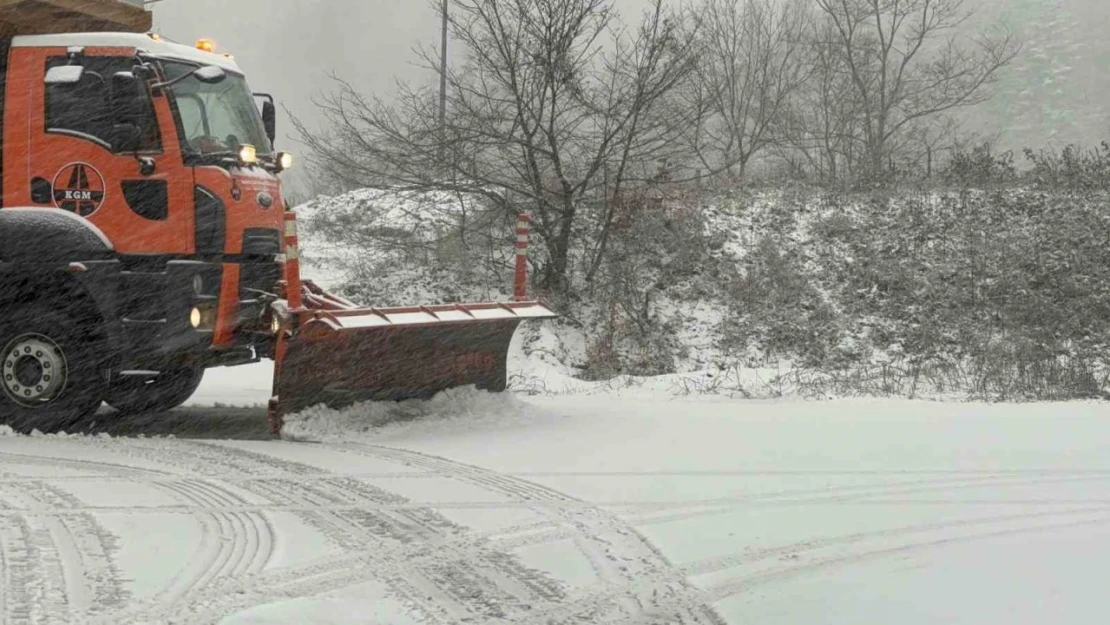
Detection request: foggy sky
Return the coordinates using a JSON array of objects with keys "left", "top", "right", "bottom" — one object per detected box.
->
[{"left": 150, "top": 0, "right": 1110, "bottom": 192}]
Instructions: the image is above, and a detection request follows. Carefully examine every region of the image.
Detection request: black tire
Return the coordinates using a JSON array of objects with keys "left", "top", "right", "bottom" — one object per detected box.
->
[
  {"left": 0, "top": 308, "right": 107, "bottom": 434},
  {"left": 105, "top": 366, "right": 205, "bottom": 414}
]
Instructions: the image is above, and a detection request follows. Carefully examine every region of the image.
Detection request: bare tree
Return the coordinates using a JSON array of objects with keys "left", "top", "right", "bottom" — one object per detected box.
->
[
  {"left": 294, "top": 0, "right": 699, "bottom": 297},
  {"left": 813, "top": 0, "right": 1021, "bottom": 178},
  {"left": 777, "top": 18, "right": 864, "bottom": 182},
  {"left": 684, "top": 0, "right": 813, "bottom": 181}
]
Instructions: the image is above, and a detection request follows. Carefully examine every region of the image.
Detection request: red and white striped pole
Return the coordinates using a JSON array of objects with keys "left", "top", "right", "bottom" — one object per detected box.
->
[
  {"left": 283, "top": 211, "right": 303, "bottom": 310},
  {"left": 513, "top": 213, "right": 530, "bottom": 301}
]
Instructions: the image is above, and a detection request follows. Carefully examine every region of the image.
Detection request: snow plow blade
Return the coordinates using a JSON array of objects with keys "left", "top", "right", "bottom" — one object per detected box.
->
[{"left": 268, "top": 300, "right": 556, "bottom": 432}]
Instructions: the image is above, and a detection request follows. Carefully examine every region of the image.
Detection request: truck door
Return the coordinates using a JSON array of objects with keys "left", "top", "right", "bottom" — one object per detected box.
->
[{"left": 13, "top": 46, "right": 194, "bottom": 255}]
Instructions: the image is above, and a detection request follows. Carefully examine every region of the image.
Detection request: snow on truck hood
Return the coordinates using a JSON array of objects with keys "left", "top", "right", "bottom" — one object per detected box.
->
[{"left": 11, "top": 32, "right": 245, "bottom": 73}]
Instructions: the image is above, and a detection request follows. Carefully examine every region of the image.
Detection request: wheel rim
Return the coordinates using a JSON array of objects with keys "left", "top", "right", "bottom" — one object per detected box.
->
[{"left": 2, "top": 334, "right": 68, "bottom": 408}]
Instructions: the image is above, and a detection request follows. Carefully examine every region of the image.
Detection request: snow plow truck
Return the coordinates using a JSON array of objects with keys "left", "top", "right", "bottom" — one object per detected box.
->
[{"left": 0, "top": 0, "right": 556, "bottom": 434}]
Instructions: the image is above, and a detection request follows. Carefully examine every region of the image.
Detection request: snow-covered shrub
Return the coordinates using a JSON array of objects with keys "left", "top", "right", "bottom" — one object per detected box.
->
[
  {"left": 298, "top": 189, "right": 516, "bottom": 306},
  {"left": 722, "top": 234, "right": 840, "bottom": 367},
  {"left": 580, "top": 191, "right": 719, "bottom": 379},
  {"left": 943, "top": 143, "right": 1017, "bottom": 187},
  {"left": 802, "top": 186, "right": 1110, "bottom": 399},
  {"left": 1022, "top": 142, "right": 1110, "bottom": 191}
]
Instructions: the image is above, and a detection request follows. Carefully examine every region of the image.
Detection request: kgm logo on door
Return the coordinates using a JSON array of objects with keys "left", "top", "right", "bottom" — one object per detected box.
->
[{"left": 52, "top": 163, "right": 105, "bottom": 217}]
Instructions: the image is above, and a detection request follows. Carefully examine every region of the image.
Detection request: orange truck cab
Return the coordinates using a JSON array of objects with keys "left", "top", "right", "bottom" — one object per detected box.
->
[{"left": 0, "top": 29, "right": 292, "bottom": 430}]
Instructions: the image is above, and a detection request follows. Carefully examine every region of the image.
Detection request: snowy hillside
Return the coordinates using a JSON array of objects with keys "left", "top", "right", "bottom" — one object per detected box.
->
[{"left": 293, "top": 183, "right": 1110, "bottom": 403}]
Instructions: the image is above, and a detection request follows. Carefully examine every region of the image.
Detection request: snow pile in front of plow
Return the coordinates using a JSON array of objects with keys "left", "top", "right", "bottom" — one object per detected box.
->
[{"left": 279, "top": 385, "right": 558, "bottom": 442}]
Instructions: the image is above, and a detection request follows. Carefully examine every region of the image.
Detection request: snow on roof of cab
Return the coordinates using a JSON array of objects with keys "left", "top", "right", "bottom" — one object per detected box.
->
[{"left": 11, "top": 32, "right": 244, "bottom": 73}]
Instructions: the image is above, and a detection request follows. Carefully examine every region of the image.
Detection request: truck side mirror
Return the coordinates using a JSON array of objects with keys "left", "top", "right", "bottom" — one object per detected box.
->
[
  {"left": 262, "top": 100, "right": 276, "bottom": 145},
  {"left": 45, "top": 65, "right": 85, "bottom": 85},
  {"left": 193, "top": 65, "right": 227, "bottom": 84},
  {"left": 132, "top": 62, "right": 158, "bottom": 82}
]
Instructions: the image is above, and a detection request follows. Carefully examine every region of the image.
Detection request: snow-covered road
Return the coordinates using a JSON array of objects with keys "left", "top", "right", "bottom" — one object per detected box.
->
[{"left": 0, "top": 363, "right": 1107, "bottom": 624}]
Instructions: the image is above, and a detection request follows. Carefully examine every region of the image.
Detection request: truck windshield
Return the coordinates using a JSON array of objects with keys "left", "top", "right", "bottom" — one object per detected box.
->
[{"left": 162, "top": 61, "right": 273, "bottom": 158}]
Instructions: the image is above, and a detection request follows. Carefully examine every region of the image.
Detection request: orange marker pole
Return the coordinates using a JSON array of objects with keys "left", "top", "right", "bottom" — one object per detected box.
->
[
  {"left": 283, "top": 211, "right": 303, "bottom": 310},
  {"left": 513, "top": 213, "right": 530, "bottom": 301},
  {"left": 272, "top": 210, "right": 303, "bottom": 437}
]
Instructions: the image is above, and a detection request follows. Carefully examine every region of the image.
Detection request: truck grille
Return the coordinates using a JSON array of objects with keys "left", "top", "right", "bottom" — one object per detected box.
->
[{"left": 242, "top": 228, "right": 282, "bottom": 257}]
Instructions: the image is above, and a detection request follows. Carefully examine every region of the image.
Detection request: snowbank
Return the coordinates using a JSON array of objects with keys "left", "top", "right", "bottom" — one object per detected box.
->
[{"left": 280, "top": 385, "right": 552, "bottom": 443}]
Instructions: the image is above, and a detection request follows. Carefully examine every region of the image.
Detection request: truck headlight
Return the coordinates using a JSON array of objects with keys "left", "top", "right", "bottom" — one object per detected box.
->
[
  {"left": 190, "top": 305, "right": 217, "bottom": 330},
  {"left": 278, "top": 151, "right": 294, "bottom": 171},
  {"left": 238, "top": 144, "right": 258, "bottom": 165}
]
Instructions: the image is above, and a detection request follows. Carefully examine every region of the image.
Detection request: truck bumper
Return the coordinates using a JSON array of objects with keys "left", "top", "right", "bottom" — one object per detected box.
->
[
  {"left": 117, "top": 260, "right": 224, "bottom": 370},
  {"left": 113, "top": 258, "right": 281, "bottom": 371}
]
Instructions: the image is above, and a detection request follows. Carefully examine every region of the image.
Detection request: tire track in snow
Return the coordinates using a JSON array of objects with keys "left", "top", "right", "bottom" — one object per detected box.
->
[
  {"left": 8, "top": 481, "right": 129, "bottom": 617},
  {"left": 25, "top": 439, "right": 1101, "bottom": 625},
  {"left": 7, "top": 444, "right": 1104, "bottom": 624},
  {"left": 0, "top": 477, "right": 130, "bottom": 622},
  {"left": 615, "top": 472, "right": 1110, "bottom": 514},
  {"left": 70, "top": 442, "right": 377, "bottom": 625},
  {"left": 88, "top": 440, "right": 568, "bottom": 625},
  {"left": 152, "top": 498, "right": 566, "bottom": 625},
  {"left": 333, "top": 444, "right": 725, "bottom": 625},
  {"left": 191, "top": 447, "right": 563, "bottom": 617},
  {"left": 2, "top": 494, "right": 1105, "bottom": 516},
  {"left": 0, "top": 490, "right": 84, "bottom": 625},
  {"left": 0, "top": 515, "right": 39, "bottom": 624},
  {"left": 0, "top": 441, "right": 510, "bottom": 621},
  {"left": 0, "top": 453, "right": 159, "bottom": 478},
  {"left": 2, "top": 466, "right": 1100, "bottom": 493},
  {"left": 241, "top": 474, "right": 562, "bottom": 622},
  {"left": 0, "top": 516, "right": 8, "bottom": 624},
  {"left": 701, "top": 515, "right": 1110, "bottom": 602},
  {"left": 245, "top": 477, "right": 475, "bottom": 621},
  {"left": 15, "top": 466, "right": 1110, "bottom": 483},
  {"left": 174, "top": 480, "right": 272, "bottom": 578},
  {"left": 0, "top": 448, "right": 274, "bottom": 622},
  {"left": 513, "top": 469, "right": 1110, "bottom": 477},
  {"left": 0, "top": 471, "right": 1102, "bottom": 516},
  {"left": 682, "top": 506, "right": 1110, "bottom": 577},
  {"left": 325, "top": 447, "right": 1110, "bottom": 625},
  {"left": 0, "top": 450, "right": 284, "bottom": 621},
  {"left": 464, "top": 470, "right": 1110, "bottom": 553},
  {"left": 149, "top": 479, "right": 274, "bottom": 605}
]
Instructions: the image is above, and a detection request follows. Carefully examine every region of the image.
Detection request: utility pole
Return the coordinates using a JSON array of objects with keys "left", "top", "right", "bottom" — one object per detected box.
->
[{"left": 438, "top": 0, "right": 449, "bottom": 165}]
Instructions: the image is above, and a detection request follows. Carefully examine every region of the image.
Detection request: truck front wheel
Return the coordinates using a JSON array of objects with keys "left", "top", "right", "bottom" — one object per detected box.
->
[
  {"left": 105, "top": 366, "right": 205, "bottom": 414},
  {"left": 0, "top": 309, "right": 107, "bottom": 434}
]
